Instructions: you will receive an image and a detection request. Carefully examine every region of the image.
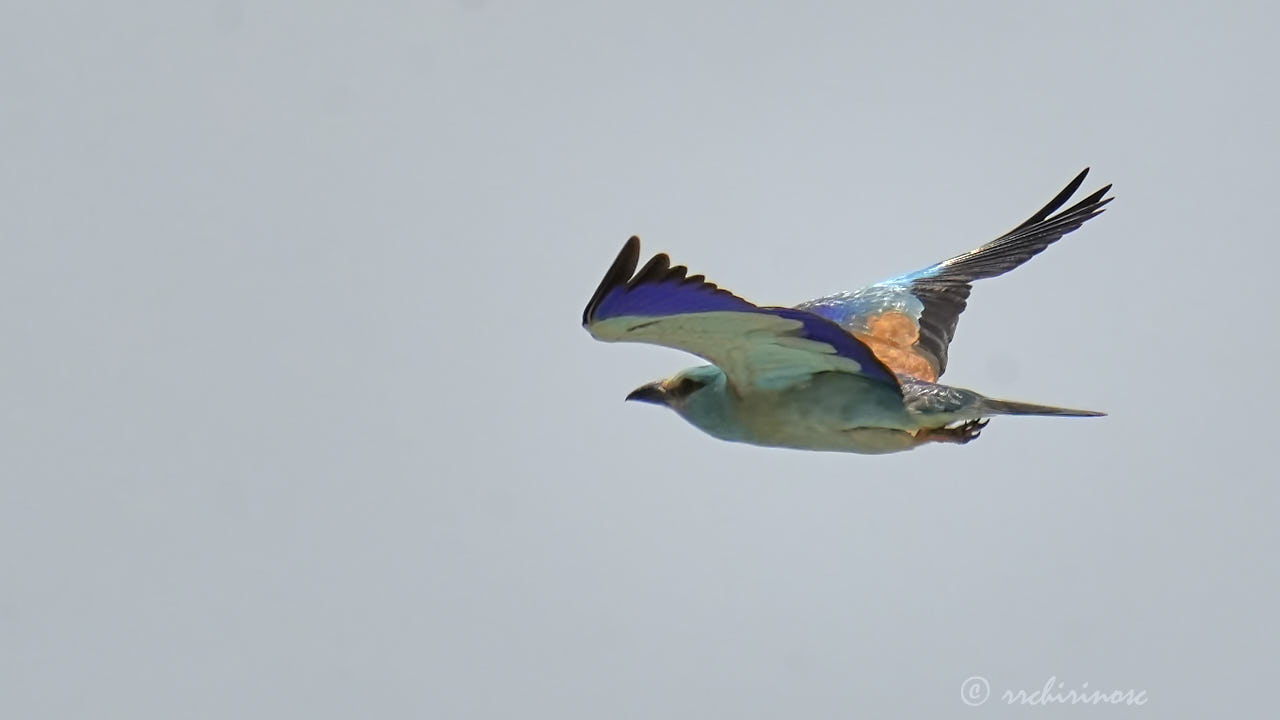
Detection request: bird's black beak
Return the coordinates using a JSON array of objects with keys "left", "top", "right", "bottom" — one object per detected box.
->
[{"left": 624, "top": 382, "right": 667, "bottom": 405}]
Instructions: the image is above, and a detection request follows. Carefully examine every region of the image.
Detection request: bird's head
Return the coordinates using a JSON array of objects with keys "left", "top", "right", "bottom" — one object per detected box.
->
[
  {"left": 624, "top": 365, "right": 745, "bottom": 442},
  {"left": 625, "top": 365, "right": 724, "bottom": 412}
]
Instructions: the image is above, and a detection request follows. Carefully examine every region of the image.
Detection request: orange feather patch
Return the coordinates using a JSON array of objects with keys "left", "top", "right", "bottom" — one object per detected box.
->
[{"left": 853, "top": 311, "right": 938, "bottom": 382}]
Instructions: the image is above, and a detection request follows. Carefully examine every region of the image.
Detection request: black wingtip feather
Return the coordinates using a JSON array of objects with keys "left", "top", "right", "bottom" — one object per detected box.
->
[
  {"left": 1064, "top": 183, "right": 1112, "bottom": 215},
  {"left": 1013, "top": 168, "right": 1090, "bottom": 232},
  {"left": 631, "top": 253, "right": 672, "bottom": 286},
  {"left": 583, "top": 236, "right": 641, "bottom": 326}
]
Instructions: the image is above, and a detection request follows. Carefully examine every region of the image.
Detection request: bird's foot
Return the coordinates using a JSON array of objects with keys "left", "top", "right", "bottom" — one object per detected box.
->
[{"left": 919, "top": 419, "right": 989, "bottom": 445}]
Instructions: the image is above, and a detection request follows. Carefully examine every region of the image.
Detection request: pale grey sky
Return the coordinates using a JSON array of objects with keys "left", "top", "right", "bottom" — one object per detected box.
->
[{"left": 2, "top": 1, "right": 1277, "bottom": 718}]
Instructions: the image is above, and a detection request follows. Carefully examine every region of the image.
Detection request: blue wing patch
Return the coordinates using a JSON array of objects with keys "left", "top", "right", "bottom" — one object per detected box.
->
[
  {"left": 584, "top": 236, "right": 900, "bottom": 388},
  {"left": 583, "top": 237, "right": 755, "bottom": 323}
]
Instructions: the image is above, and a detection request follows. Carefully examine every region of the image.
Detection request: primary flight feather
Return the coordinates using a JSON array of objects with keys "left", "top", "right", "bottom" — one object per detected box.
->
[{"left": 582, "top": 169, "right": 1110, "bottom": 454}]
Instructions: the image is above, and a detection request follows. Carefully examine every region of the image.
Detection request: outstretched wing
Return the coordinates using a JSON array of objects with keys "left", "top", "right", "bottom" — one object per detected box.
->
[
  {"left": 583, "top": 236, "right": 900, "bottom": 395},
  {"left": 796, "top": 169, "right": 1113, "bottom": 382}
]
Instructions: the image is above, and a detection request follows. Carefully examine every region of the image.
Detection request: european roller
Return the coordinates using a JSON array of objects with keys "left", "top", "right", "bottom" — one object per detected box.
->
[{"left": 582, "top": 169, "right": 1110, "bottom": 454}]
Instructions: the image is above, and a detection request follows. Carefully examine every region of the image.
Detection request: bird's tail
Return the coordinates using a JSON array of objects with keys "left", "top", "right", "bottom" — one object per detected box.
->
[{"left": 983, "top": 398, "right": 1106, "bottom": 418}]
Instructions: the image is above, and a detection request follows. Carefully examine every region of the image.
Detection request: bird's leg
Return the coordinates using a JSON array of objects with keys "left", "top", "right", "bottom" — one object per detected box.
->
[{"left": 917, "top": 419, "right": 989, "bottom": 445}]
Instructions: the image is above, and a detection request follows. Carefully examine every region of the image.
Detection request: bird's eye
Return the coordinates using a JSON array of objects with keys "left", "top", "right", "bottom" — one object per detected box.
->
[{"left": 672, "top": 377, "right": 705, "bottom": 398}]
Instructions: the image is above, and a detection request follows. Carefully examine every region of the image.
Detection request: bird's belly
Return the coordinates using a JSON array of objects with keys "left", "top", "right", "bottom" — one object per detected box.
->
[
  {"left": 733, "top": 378, "right": 920, "bottom": 454},
  {"left": 740, "top": 413, "right": 919, "bottom": 454}
]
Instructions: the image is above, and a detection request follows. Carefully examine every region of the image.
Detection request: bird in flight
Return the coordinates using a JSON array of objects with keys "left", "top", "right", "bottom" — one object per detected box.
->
[{"left": 582, "top": 169, "right": 1110, "bottom": 454}]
